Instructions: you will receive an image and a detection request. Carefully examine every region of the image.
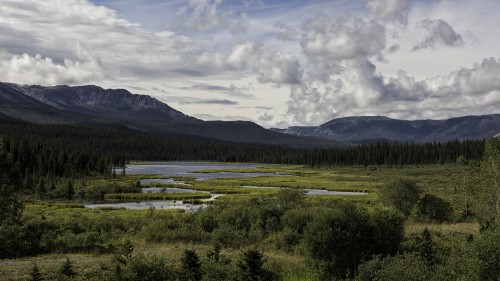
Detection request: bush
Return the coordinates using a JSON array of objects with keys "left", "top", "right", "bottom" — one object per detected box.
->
[
  {"left": 370, "top": 206, "right": 405, "bottom": 256},
  {"left": 475, "top": 226, "right": 500, "bottom": 281},
  {"left": 379, "top": 178, "right": 420, "bottom": 217},
  {"left": 29, "top": 263, "right": 43, "bottom": 281},
  {"left": 235, "top": 250, "right": 277, "bottom": 281},
  {"left": 179, "top": 250, "right": 202, "bottom": 281},
  {"left": 114, "top": 255, "right": 175, "bottom": 281},
  {"left": 416, "top": 194, "right": 453, "bottom": 222},
  {"left": 304, "top": 203, "right": 374, "bottom": 280},
  {"left": 60, "top": 258, "right": 77, "bottom": 277},
  {"left": 304, "top": 203, "right": 405, "bottom": 280},
  {"left": 357, "top": 253, "right": 431, "bottom": 281}
]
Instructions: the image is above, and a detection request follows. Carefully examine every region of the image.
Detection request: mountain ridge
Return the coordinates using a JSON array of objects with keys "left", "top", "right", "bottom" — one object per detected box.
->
[
  {"left": 3, "top": 81, "right": 497, "bottom": 145},
  {"left": 0, "top": 82, "right": 343, "bottom": 148},
  {"left": 273, "top": 115, "right": 500, "bottom": 142},
  {"left": 9, "top": 83, "right": 193, "bottom": 123}
]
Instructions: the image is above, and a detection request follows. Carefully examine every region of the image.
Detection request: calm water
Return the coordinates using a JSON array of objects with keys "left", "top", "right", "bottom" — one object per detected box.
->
[
  {"left": 126, "top": 162, "right": 277, "bottom": 180},
  {"left": 141, "top": 187, "right": 197, "bottom": 193},
  {"left": 241, "top": 186, "right": 367, "bottom": 195},
  {"left": 86, "top": 162, "right": 366, "bottom": 210},
  {"left": 85, "top": 200, "right": 205, "bottom": 211},
  {"left": 85, "top": 194, "right": 223, "bottom": 211},
  {"left": 139, "top": 178, "right": 190, "bottom": 185}
]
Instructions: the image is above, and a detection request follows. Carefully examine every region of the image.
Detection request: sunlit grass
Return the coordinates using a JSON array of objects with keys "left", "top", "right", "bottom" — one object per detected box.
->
[{"left": 405, "top": 222, "right": 480, "bottom": 238}]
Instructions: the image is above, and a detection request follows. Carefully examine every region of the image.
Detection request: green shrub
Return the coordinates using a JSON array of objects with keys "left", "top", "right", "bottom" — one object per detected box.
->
[
  {"left": 60, "top": 257, "right": 77, "bottom": 277},
  {"left": 475, "top": 226, "right": 500, "bottom": 281},
  {"left": 235, "top": 250, "right": 278, "bottom": 281},
  {"left": 357, "top": 253, "right": 431, "bottom": 281},
  {"left": 304, "top": 203, "right": 374, "bottom": 280},
  {"left": 379, "top": 178, "right": 420, "bottom": 217},
  {"left": 416, "top": 194, "right": 453, "bottom": 222},
  {"left": 29, "top": 263, "right": 43, "bottom": 281},
  {"left": 179, "top": 250, "right": 202, "bottom": 281},
  {"left": 115, "top": 255, "right": 175, "bottom": 281}
]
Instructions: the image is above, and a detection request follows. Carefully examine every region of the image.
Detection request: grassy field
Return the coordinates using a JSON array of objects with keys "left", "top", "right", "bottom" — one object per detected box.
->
[{"left": 0, "top": 163, "right": 479, "bottom": 280}]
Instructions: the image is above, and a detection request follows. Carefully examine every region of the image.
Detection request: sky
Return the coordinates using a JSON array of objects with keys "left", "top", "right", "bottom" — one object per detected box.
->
[{"left": 1, "top": 0, "right": 500, "bottom": 127}]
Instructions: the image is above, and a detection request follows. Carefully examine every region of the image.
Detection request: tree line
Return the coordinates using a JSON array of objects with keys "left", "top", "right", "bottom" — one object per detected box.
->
[{"left": 0, "top": 118, "right": 486, "bottom": 182}]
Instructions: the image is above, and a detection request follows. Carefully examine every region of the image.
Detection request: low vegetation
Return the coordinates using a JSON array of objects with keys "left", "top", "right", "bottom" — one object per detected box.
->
[{"left": 0, "top": 131, "right": 499, "bottom": 280}]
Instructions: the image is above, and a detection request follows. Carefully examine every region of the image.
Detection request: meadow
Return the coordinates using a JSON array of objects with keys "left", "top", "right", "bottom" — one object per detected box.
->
[{"left": 0, "top": 163, "right": 484, "bottom": 281}]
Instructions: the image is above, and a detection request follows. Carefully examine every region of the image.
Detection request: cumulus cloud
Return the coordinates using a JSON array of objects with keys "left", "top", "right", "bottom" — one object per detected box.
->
[
  {"left": 282, "top": 13, "right": 393, "bottom": 124},
  {"left": 0, "top": 52, "right": 104, "bottom": 85},
  {"left": 287, "top": 59, "right": 389, "bottom": 124},
  {"left": 288, "top": 55, "right": 500, "bottom": 124},
  {"left": 413, "top": 19, "right": 465, "bottom": 51},
  {"left": 0, "top": 0, "right": 200, "bottom": 85},
  {"left": 429, "top": 57, "right": 500, "bottom": 97},
  {"left": 196, "top": 42, "right": 302, "bottom": 85},
  {"left": 1, "top": 0, "right": 499, "bottom": 126},
  {"left": 301, "top": 15, "right": 386, "bottom": 61},
  {"left": 366, "top": 0, "right": 409, "bottom": 24},
  {"left": 279, "top": 8, "right": 498, "bottom": 125}
]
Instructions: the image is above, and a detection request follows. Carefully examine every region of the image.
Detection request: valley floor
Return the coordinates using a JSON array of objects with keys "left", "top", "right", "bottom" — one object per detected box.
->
[{"left": 0, "top": 164, "right": 489, "bottom": 280}]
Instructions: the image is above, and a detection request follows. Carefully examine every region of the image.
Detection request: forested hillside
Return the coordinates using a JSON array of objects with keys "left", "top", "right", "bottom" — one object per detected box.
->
[{"left": 0, "top": 116, "right": 485, "bottom": 181}]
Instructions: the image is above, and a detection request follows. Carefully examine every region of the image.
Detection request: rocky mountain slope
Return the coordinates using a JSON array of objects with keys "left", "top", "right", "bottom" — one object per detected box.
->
[
  {"left": 10, "top": 83, "right": 192, "bottom": 123},
  {"left": 0, "top": 83, "right": 93, "bottom": 124}
]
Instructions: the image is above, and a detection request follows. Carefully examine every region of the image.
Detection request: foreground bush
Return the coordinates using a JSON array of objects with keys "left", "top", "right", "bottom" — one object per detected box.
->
[
  {"left": 357, "top": 253, "right": 430, "bottom": 281},
  {"left": 304, "top": 202, "right": 405, "bottom": 280},
  {"left": 114, "top": 255, "right": 176, "bottom": 281}
]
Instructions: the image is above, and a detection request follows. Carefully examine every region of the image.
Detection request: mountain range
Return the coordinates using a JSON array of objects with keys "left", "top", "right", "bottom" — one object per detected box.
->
[
  {"left": 0, "top": 82, "right": 340, "bottom": 148},
  {"left": 1, "top": 82, "right": 498, "bottom": 145},
  {"left": 272, "top": 115, "right": 500, "bottom": 143}
]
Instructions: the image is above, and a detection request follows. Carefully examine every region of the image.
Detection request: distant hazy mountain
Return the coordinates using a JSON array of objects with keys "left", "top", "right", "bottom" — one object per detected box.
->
[
  {"left": 273, "top": 115, "right": 500, "bottom": 143},
  {"left": 0, "top": 82, "right": 342, "bottom": 148}
]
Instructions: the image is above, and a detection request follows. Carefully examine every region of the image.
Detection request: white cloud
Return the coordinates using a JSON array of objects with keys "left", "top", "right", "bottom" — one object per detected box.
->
[
  {"left": 230, "top": 13, "right": 249, "bottom": 35},
  {"left": 196, "top": 42, "right": 302, "bottom": 85},
  {"left": 429, "top": 57, "right": 500, "bottom": 97},
  {"left": 413, "top": 19, "right": 465, "bottom": 51},
  {"left": 301, "top": 15, "right": 387, "bottom": 61},
  {"left": 287, "top": 55, "right": 500, "bottom": 125},
  {"left": 0, "top": 0, "right": 205, "bottom": 86},
  {"left": 1, "top": 0, "right": 500, "bottom": 127},
  {"left": 176, "top": 0, "right": 250, "bottom": 34},
  {"left": 366, "top": 0, "right": 409, "bottom": 24},
  {"left": 258, "top": 112, "right": 274, "bottom": 122},
  {"left": 0, "top": 52, "right": 104, "bottom": 85},
  {"left": 177, "top": 0, "right": 226, "bottom": 31}
]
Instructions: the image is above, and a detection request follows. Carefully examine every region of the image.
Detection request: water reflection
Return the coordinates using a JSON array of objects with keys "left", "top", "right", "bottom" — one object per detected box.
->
[
  {"left": 126, "top": 162, "right": 277, "bottom": 180},
  {"left": 85, "top": 194, "right": 223, "bottom": 211}
]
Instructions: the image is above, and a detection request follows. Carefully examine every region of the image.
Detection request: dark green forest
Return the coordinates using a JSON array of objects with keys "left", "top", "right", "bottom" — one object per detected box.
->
[{"left": 0, "top": 117, "right": 485, "bottom": 183}]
